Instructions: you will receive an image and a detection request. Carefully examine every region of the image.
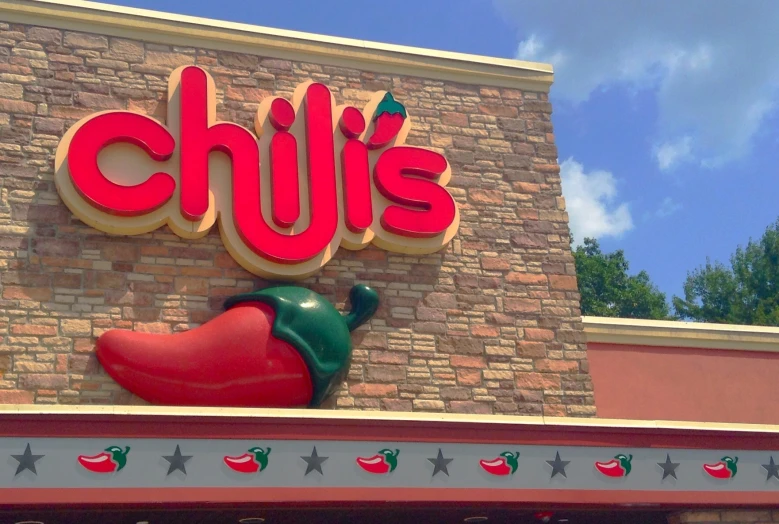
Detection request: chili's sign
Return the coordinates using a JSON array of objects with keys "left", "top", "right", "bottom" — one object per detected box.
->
[{"left": 53, "top": 66, "right": 459, "bottom": 279}]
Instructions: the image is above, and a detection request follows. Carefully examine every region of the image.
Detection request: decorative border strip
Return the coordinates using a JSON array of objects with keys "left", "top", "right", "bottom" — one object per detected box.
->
[
  {"left": 3, "top": 437, "right": 779, "bottom": 507},
  {"left": 0, "top": 0, "right": 553, "bottom": 91},
  {"left": 2, "top": 438, "right": 776, "bottom": 487},
  {"left": 583, "top": 315, "right": 779, "bottom": 352},
  {"left": 3, "top": 408, "right": 779, "bottom": 506}
]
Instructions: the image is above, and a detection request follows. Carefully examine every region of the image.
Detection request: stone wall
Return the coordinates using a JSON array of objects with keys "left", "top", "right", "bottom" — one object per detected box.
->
[{"left": 0, "top": 20, "right": 594, "bottom": 416}]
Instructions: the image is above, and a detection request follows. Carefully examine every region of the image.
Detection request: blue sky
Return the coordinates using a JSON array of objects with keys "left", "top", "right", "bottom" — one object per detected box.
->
[{"left": 108, "top": 0, "right": 779, "bottom": 301}]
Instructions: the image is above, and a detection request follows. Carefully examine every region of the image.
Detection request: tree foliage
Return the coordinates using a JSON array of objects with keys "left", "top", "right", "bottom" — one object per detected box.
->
[
  {"left": 673, "top": 218, "right": 779, "bottom": 326},
  {"left": 572, "top": 237, "right": 670, "bottom": 319}
]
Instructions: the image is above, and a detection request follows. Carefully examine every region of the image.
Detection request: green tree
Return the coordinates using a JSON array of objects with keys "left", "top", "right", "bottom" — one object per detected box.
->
[
  {"left": 674, "top": 218, "right": 779, "bottom": 326},
  {"left": 573, "top": 237, "right": 671, "bottom": 319}
]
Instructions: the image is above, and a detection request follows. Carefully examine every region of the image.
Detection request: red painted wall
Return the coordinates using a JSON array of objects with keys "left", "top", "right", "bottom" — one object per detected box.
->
[{"left": 588, "top": 342, "right": 779, "bottom": 424}]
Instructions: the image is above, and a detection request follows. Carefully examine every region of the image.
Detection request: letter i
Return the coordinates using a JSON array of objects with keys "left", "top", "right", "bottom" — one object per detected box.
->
[
  {"left": 269, "top": 98, "right": 300, "bottom": 228},
  {"left": 339, "top": 107, "right": 373, "bottom": 233}
]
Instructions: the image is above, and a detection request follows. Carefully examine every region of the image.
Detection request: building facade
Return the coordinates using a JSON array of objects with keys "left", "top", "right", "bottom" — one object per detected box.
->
[
  {"left": 0, "top": 1, "right": 777, "bottom": 522},
  {"left": 0, "top": 0, "right": 592, "bottom": 416}
]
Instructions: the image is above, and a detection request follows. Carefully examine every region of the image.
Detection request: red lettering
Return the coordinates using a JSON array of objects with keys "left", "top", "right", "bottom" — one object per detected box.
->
[
  {"left": 179, "top": 66, "right": 292, "bottom": 226},
  {"left": 269, "top": 98, "right": 300, "bottom": 228},
  {"left": 59, "top": 69, "right": 459, "bottom": 275},
  {"left": 67, "top": 112, "right": 175, "bottom": 216},
  {"left": 269, "top": 97, "right": 296, "bottom": 130},
  {"left": 374, "top": 147, "right": 456, "bottom": 238},
  {"left": 339, "top": 106, "right": 365, "bottom": 139},
  {"left": 178, "top": 68, "right": 339, "bottom": 263},
  {"left": 233, "top": 83, "right": 338, "bottom": 263},
  {"left": 341, "top": 140, "right": 372, "bottom": 233},
  {"left": 339, "top": 107, "right": 372, "bottom": 233}
]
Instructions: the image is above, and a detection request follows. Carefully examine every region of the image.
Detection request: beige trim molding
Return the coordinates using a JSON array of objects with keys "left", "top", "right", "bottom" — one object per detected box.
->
[
  {"left": 0, "top": 0, "right": 553, "bottom": 91},
  {"left": 2, "top": 404, "right": 779, "bottom": 434},
  {"left": 583, "top": 315, "right": 779, "bottom": 353}
]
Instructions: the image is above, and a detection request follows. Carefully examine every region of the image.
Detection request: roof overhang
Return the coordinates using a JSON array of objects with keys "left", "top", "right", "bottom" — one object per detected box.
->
[
  {"left": 0, "top": 0, "right": 554, "bottom": 91},
  {"left": 583, "top": 316, "right": 779, "bottom": 352}
]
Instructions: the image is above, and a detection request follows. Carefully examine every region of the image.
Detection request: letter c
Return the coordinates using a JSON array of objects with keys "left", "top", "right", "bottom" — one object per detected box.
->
[{"left": 67, "top": 112, "right": 175, "bottom": 216}]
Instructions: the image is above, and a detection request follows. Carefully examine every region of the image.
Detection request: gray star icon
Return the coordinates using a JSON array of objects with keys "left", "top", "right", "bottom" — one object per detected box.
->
[
  {"left": 657, "top": 454, "right": 679, "bottom": 480},
  {"left": 301, "top": 447, "right": 328, "bottom": 475},
  {"left": 762, "top": 456, "right": 779, "bottom": 481},
  {"left": 12, "top": 443, "right": 44, "bottom": 475},
  {"left": 162, "top": 445, "right": 192, "bottom": 475},
  {"left": 546, "top": 451, "right": 570, "bottom": 478},
  {"left": 428, "top": 448, "right": 453, "bottom": 477}
]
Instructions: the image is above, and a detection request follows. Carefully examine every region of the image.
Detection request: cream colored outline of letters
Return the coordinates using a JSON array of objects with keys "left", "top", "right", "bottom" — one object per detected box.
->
[{"left": 54, "top": 66, "right": 460, "bottom": 280}]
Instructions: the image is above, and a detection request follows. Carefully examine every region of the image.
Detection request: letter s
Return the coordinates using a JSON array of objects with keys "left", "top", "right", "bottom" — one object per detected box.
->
[
  {"left": 374, "top": 146, "right": 456, "bottom": 238},
  {"left": 67, "top": 112, "right": 175, "bottom": 216}
]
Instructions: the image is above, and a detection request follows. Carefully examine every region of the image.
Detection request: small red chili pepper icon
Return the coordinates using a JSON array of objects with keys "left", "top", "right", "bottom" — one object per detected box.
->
[
  {"left": 367, "top": 93, "right": 406, "bottom": 149},
  {"left": 356, "top": 449, "right": 399, "bottom": 474},
  {"left": 96, "top": 285, "right": 378, "bottom": 408},
  {"left": 479, "top": 451, "right": 519, "bottom": 476},
  {"left": 703, "top": 456, "right": 738, "bottom": 479},
  {"left": 595, "top": 454, "right": 632, "bottom": 478},
  {"left": 77, "top": 446, "right": 130, "bottom": 473},
  {"left": 223, "top": 447, "right": 271, "bottom": 474}
]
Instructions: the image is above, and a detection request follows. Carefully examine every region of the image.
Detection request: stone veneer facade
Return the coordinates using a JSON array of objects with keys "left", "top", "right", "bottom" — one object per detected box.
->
[{"left": 0, "top": 19, "right": 594, "bottom": 416}]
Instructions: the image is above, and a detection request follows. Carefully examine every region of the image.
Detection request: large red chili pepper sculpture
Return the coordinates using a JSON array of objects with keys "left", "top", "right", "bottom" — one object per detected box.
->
[{"left": 96, "top": 285, "right": 379, "bottom": 408}]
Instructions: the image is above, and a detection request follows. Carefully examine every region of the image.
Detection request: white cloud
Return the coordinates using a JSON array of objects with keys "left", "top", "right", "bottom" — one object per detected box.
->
[
  {"left": 493, "top": 0, "right": 779, "bottom": 169},
  {"left": 654, "top": 136, "right": 693, "bottom": 171},
  {"left": 641, "top": 197, "right": 682, "bottom": 222},
  {"left": 559, "top": 158, "right": 633, "bottom": 243},
  {"left": 516, "top": 34, "right": 567, "bottom": 70},
  {"left": 654, "top": 197, "right": 682, "bottom": 218},
  {"left": 515, "top": 34, "right": 541, "bottom": 58}
]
